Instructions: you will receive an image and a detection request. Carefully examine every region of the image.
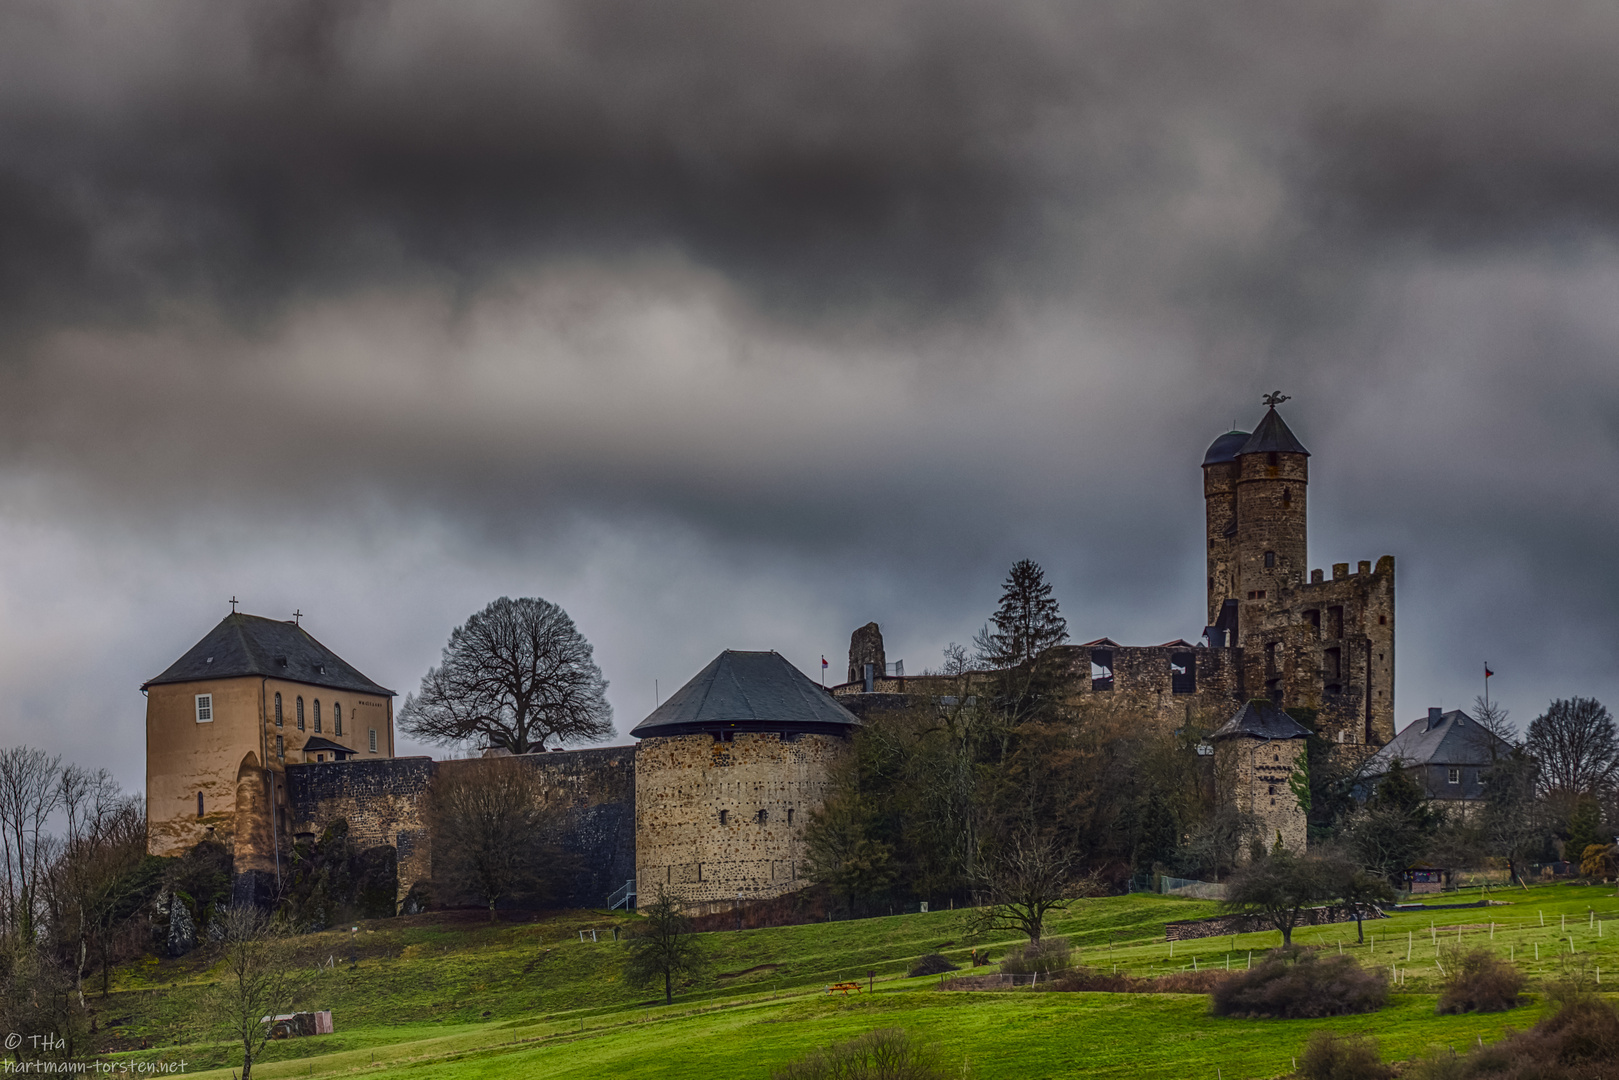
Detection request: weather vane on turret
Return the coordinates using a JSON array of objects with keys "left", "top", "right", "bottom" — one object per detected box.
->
[{"left": 1262, "top": 391, "right": 1290, "bottom": 409}]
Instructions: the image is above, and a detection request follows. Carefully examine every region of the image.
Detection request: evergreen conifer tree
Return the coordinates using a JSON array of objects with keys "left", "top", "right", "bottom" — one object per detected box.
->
[{"left": 975, "top": 559, "right": 1069, "bottom": 667}]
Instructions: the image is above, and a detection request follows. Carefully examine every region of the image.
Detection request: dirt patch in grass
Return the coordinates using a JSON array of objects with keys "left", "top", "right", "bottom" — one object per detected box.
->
[{"left": 717, "top": 964, "right": 785, "bottom": 980}]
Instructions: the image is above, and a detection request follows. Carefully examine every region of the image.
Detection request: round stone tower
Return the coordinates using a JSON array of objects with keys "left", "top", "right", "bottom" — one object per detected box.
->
[
  {"left": 630, "top": 650, "right": 860, "bottom": 913},
  {"left": 1232, "top": 402, "right": 1310, "bottom": 606},
  {"left": 1202, "top": 429, "right": 1249, "bottom": 627}
]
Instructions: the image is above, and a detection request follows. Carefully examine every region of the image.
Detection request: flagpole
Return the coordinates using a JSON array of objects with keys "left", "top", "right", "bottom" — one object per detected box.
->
[{"left": 1483, "top": 662, "right": 1489, "bottom": 710}]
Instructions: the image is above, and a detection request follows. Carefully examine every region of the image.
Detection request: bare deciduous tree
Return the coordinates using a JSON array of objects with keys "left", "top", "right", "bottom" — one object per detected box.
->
[
  {"left": 400, "top": 597, "right": 613, "bottom": 754},
  {"left": 1525, "top": 697, "right": 1618, "bottom": 801},
  {"left": 50, "top": 769, "right": 148, "bottom": 1001},
  {"left": 622, "top": 887, "right": 707, "bottom": 1006},
  {"left": 970, "top": 826, "right": 1088, "bottom": 944},
  {"left": 210, "top": 905, "right": 305, "bottom": 1080},
  {"left": 428, "top": 758, "right": 564, "bottom": 917},
  {"left": 0, "top": 747, "right": 64, "bottom": 942},
  {"left": 1471, "top": 696, "right": 1517, "bottom": 753}
]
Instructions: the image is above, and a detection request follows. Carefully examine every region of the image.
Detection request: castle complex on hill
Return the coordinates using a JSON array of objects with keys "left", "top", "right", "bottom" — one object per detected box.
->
[{"left": 144, "top": 400, "right": 1393, "bottom": 909}]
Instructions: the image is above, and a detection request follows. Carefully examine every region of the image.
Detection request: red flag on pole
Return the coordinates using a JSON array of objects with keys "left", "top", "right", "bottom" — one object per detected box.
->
[{"left": 1485, "top": 665, "right": 1494, "bottom": 678}]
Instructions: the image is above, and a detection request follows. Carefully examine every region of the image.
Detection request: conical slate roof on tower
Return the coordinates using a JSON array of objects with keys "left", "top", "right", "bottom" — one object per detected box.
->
[
  {"left": 630, "top": 650, "right": 861, "bottom": 738},
  {"left": 1238, "top": 406, "right": 1310, "bottom": 457}
]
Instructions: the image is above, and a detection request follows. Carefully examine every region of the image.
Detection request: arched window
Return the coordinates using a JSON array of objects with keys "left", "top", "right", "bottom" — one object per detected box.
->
[
  {"left": 197, "top": 792, "right": 204, "bottom": 817},
  {"left": 333, "top": 702, "right": 342, "bottom": 736},
  {"left": 274, "top": 692, "right": 283, "bottom": 726},
  {"left": 296, "top": 697, "right": 305, "bottom": 731},
  {"left": 313, "top": 699, "right": 322, "bottom": 733}
]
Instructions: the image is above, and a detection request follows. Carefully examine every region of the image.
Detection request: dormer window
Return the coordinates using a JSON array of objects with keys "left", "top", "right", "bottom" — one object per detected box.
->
[
  {"left": 195, "top": 694, "right": 213, "bottom": 723},
  {"left": 275, "top": 656, "right": 288, "bottom": 669}
]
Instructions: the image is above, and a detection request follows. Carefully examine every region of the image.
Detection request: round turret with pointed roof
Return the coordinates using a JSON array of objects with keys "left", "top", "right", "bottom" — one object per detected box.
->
[
  {"left": 1237, "top": 404, "right": 1309, "bottom": 458},
  {"left": 631, "top": 650, "right": 861, "bottom": 739}
]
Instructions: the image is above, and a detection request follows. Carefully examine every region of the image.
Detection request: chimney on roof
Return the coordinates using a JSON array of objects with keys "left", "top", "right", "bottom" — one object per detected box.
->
[{"left": 1427, "top": 707, "right": 1443, "bottom": 730}]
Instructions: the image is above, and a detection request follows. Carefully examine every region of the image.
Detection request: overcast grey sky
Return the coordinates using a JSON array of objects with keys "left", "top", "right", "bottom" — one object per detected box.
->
[{"left": 3, "top": 0, "right": 1618, "bottom": 791}]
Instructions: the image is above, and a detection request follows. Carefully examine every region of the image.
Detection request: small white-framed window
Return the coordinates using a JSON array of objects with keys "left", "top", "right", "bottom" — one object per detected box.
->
[
  {"left": 195, "top": 694, "right": 213, "bottom": 723},
  {"left": 1447, "top": 767, "right": 1460, "bottom": 785},
  {"left": 333, "top": 702, "right": 342, "bottom": 736},
  {"left": 368, "top": 728, "right": 378, "bottom": 753}
]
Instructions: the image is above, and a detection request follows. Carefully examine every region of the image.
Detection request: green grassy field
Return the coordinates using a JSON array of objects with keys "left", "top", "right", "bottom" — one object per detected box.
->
[{"left": 101, "top": 881, "right": 1619, "bottom": 1080}]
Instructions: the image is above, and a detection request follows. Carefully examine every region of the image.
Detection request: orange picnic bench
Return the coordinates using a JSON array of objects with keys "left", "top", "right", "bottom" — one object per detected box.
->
[{"left": 826, "top": 981, "right": 862, "bottom": 995}]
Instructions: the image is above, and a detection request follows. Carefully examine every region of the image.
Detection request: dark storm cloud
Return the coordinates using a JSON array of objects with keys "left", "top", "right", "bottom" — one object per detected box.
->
[
  {"left": 0, "top": 0, "right": 1610, "bottom": 342},
  {"left": 3, "top": 0, "right": 1619, "bottom": 779}
]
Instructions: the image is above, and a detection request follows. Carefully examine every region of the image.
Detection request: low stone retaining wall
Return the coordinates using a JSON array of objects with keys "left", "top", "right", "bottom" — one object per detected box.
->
[{"left": 1165, "top": 904, "right": 1386, "bottom": 941}]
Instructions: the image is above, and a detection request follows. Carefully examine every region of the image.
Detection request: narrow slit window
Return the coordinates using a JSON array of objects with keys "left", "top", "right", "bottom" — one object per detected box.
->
[
  {"left": 197, "top": 792, "right": 204, "bottom": 817},
  {"left": 719, "top": 809, "right": 728, "bottom": 826},
  {"left": 276, "top": 735, "right": 284, "bottom": 760},
  {"left": 787, "top": 808, "right": 794, "bottom": 825},
  {"left": 313, "top": 699, "right": 321, "bottom": 733},
  {"left": 274, "top": 692, "right": 283, "bottom": 727},
  {"left": 368, "top": 728, "right": 378, "bottom": 753},
  {"left": 195, "top": 694, "right": 213, "bottom": 723},
  {"left": 296, "top": 696, "right": 305, "bottom": 731},
  {"left": 333, "top": 702, "right": 342, "bottom": 736},
  {"left": 1264, "top": 550, "right": 1276, "bottom": 569}
]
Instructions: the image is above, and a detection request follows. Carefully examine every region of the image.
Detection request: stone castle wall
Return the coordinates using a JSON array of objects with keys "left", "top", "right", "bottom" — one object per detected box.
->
[
  {"left": 634, "top": 731, "right": 843, "bottom": 913},
  {"left": 286, "top": 746, "right": 636, "bottom": 910},
  {"left": 1217, "top": 734, "right": 1308, "bottom": 856}
]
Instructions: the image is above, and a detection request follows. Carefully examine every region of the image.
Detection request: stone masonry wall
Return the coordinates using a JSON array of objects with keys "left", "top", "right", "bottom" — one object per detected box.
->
[
  {"left": 635, "top": 731, "right": 844, "bottom": 913},
  {"left": 1217, "top": 734, "right": 1308, "bottom": 855},
  {"left": 1246, "top": 555, "right": 1395, "bottom": 751},
  {"left": 286, "top": 746, "right": 636, "bottom": 910}
]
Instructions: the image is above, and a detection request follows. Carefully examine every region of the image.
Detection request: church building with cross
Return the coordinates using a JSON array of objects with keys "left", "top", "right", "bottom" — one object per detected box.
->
[{"left": 142, "top": 611, "right": 396, "bottom": 896}]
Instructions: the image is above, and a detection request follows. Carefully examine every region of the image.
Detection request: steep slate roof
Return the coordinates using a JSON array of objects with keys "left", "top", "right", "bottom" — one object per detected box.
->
[
  {"left": 1238, "top": 407, "right": 1310, "bottom": 457},
  {"left": 631, "top": 650, "right": 861, "bottom": 738},
  {"left": 143, "top": 613, "right": 394, "bottom": 697},
  {"left": 1202, "top": 430, "right": 1251, "bottom": 466},
  {"left": 1210, "top": 700, "right": 1312, "bottom": 741},
  {"left": 1363, "top": 710, "right": 1513, "bottom": 776}
]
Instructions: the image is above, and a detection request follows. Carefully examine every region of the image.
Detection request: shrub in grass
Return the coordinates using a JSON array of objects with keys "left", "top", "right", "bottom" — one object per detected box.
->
[
  {"left": 1209, "top": 948, "right": 1387, "bottom": 1019},
  {"left": 999, "top": 936, "right": 1073, "bottom": 975},
  {"left": 1401, "top": 992, "right": 1619, "bottom": 1080},
  {"left": 1296, "top": 1031, "right": 1393, "bottom": 1080},
  {"left": 908, "top": 954, "right": 958, "bottom": 977},
  {"left": 1436, "top": 947, "right": 1525, "bottom": 1014},
  {"left": 772, "top": 1028, "right": 946, "bottom": 1080}
]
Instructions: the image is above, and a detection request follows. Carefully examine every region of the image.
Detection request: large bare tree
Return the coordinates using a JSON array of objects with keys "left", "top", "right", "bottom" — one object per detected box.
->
[
  {"left": 0, "top": 747, "right": 64, "bottom": 942},
  {"left": 428, "top": 757, "right": 570, "bottom": 916},
  {"left": 399, "top": 597, "right": 613, "bottom": 754},
  {"left": 1525, "top": 697, "right": 1618, "bottom": 801}
]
